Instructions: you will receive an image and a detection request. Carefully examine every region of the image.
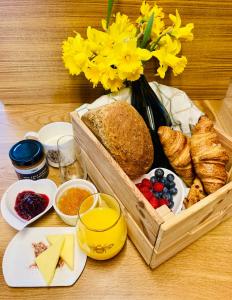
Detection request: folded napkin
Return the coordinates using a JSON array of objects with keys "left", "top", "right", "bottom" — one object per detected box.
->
[{"left": 76, "top": 81, "right": 203, "bottom": 136}]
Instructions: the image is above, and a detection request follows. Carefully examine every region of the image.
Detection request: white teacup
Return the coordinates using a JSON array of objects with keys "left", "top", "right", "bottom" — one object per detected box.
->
[{"left": 24, "top": 122, "right": 73, "bottom": 168}]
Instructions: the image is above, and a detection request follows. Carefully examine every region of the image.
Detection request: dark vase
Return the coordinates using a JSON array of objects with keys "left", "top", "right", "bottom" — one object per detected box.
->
[{"left": 131, "top": 75, "right": 173, "bottom": 170}]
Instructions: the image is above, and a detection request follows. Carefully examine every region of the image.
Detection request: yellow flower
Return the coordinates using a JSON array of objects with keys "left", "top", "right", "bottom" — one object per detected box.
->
[
  {"left": 113, "top": 39, "right": 151, "bottom": 80},
  {"left": 169, "top": 10, "right": 194, "bottom": 41},
  {"left": 137, "top": 1, "right": 165, "bottom": 38},
  {"left": 140, "top": 0, "right": 150, "bottom": 16},
  {"left": 62, "top": 34, "right": 91, "bottom": 75},
  {"left": 120, "top": 65, "right": 144, "bottom": 81},
  {"left": 152, "top": 35, "right": 187, "bottom": 78},
  {"left": 87, "top": 26, "right": 109, "bottom": 53},
  {"left": 84, "top": 62, "right": 101, "bottom": 87},
  {"left": 101, "top": 76, "right": 124, "bottom": 92},
  {"left": 103, "top": 13, "right": 137, "bottom": 42}
]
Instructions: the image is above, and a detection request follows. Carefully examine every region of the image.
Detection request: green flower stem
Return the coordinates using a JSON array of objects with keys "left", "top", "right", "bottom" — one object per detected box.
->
[
  {"left": 106, "top": 0, "right": 114, "bottom": 29},
  {"left": 140, "top": 12, "right": 154, "bottom": 48}
]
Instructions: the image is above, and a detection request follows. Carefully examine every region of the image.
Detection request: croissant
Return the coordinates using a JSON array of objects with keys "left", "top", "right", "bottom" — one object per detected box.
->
[
  {"left": 184, "top": 177, "right": 206, "bottom": 208},
  {"left": 158, "top": 126, "right": 194, "bottom": 186},
  {"left": 191, "top": 116, "right": 229, "bottom": 194}
]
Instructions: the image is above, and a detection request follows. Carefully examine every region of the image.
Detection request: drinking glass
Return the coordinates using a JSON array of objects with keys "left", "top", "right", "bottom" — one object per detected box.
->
[
  {"left": 76, "top": 193, "right": 127, "bottom": 260},
  {"left": 57, "top": 135, "right": 87, "bottom": 182}
]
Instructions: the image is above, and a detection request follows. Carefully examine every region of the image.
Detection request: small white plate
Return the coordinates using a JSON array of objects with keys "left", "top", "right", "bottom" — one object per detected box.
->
[
  {"left": 1, "top": 179, "right": 57, "bottom": 230},
  {"left": 134, "top": 168, "right": 187, "bottom": 214},
  {"left": 2, "top": 227, "right": 87, "bottom": 287}
]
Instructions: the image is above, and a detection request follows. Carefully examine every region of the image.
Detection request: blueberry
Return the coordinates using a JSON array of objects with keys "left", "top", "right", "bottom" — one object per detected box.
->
[
  {"left": 168, "top": 199, "right": 174, "bottom": 209},
  {"left": 165, "top": 181, "right": 175, "bottom": 189},
  {"left": 163, "top": 187, "right": 169, "bottom": 194},
  {"left": 162, "top": 178, "right": 168, "bottom": 185},
  {"left": 168, "top": 181, "right": 176, "bottom": 189},
  {"left": 170, "top": 187, "right": 178, "bottom": 195},
  {"left": 150, "top": 176, "right": 158, "bottom": 184},
  {"left": 155, "top": 168, "right": 164, "bottom": 178},
  {"left": 154, "top": 192, "right": 162, "bottom": 198},
  {"left": 167, "top": 174, "right": 175, "bottom": 182},
  {"left": 162, "top": 192, "right": 171, "bottom": 200},
  {"left": 159, "top": 178, "right": 165, "bottom": 184}
]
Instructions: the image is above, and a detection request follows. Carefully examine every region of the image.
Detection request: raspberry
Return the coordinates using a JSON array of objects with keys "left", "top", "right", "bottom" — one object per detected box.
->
[
  {"left": 153, "top": 182, "right": 164, "bottom": 193},
  {"left": 139, "top": 186, "right": 150, "bottom": 194},
  {"left": 159, "top": 198, "right": 169, "bottom": 206},
  {"left": 142, "top": 190, "right": 153, "bottom": 201},
  {"left": 141, "top": 178, "right": 152, "bottom": 188},
  {"left": 136, "top": 183, "right": 142, "bottom": 189},
  {"left": 149, "top": 196, "right": 159, "bottom": 209}
]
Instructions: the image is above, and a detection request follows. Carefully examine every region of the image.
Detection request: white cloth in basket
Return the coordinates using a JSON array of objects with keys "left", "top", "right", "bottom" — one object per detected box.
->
[{"left": 76, "top": 81, "right": 203, "bottom": 136}]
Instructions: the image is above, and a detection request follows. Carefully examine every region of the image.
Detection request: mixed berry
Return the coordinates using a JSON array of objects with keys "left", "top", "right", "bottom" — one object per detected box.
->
[{"left": 136, "top": 169, "right": 178, "bottom": 210}]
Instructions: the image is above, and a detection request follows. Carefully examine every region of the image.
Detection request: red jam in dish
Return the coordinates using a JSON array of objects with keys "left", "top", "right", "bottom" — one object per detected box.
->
[{"left": 14, "top": 190, "right": 49, "bottom": 220}]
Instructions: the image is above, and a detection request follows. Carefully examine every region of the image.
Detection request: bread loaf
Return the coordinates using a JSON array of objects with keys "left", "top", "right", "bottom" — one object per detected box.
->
[{"left": 81, "top": 101, "right": 154, "bottom": 179}]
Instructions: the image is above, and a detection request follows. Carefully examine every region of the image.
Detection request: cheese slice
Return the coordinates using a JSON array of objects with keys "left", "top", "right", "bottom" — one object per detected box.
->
[
  {"left": 35, "top": 236, "right": 64, "bottom": 285},
  {"left": 47, "top": 234, "right": 74, "bottom": 270}
]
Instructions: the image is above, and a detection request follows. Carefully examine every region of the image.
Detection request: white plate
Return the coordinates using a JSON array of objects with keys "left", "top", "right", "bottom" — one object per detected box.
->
[
  {"left": 134, "top": 168, "right": 188, "bottom": 214},
  {"left": 2, "top": 227, "right": 87, "bottom": 287},
  {"left": 1, "top": 179, "right": 57, "bottom": 230}
]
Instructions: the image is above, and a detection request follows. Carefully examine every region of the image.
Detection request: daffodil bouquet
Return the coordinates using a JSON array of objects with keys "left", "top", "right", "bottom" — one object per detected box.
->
[{"left": 62, "top": 0, "right": 194, "bottom": 92}]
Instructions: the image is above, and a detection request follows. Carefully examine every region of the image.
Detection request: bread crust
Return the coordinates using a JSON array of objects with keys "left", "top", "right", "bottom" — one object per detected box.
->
[{"left": 81, "top": 101, "right": 154, "bottom": 179}]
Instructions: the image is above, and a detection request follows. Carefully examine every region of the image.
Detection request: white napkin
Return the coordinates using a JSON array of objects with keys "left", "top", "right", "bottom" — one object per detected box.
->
[{"left": 76, "top": 81, "right": 203, "bottom": 136}]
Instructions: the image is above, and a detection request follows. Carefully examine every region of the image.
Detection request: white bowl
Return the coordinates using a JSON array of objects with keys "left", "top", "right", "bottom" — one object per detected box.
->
[
  {"left": 1, "top": 179, "right": 57, "bottom": 230},
  {"left": 134, "top": 168, "right": 187, "bottom": 214},
  {"left": 53, "top": 179, "right": 98, "bottom": 226}
]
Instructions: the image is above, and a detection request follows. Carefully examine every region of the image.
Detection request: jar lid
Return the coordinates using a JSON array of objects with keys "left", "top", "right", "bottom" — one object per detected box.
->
[{"left": 9, "top": 139, "right": 45, "bottom": 167}]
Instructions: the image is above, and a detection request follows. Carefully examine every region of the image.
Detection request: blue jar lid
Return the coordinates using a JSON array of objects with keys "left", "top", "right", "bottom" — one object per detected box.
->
[{"left": 9, "top": 139, "right": 44, "bottom": 167}]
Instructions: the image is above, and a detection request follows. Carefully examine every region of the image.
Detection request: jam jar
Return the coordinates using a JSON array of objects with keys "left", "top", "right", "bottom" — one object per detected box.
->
[{"left": 9, "top": 139, "right": 49, "bottom": 180}]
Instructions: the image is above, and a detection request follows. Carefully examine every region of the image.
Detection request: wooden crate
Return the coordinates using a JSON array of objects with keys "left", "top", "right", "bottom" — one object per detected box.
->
[{"left": 71, "top": 111, "right": 232, "bottom": 269}]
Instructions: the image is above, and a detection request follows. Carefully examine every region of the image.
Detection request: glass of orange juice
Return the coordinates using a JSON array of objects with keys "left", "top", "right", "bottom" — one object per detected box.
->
[{"left": 76, "top": 193, "right": 127, "bottom": 260}]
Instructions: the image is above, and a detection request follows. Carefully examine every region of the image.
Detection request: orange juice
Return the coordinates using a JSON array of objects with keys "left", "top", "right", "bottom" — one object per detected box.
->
[{"left": 77, "top": 207, "right": 127, "bottom": 260}]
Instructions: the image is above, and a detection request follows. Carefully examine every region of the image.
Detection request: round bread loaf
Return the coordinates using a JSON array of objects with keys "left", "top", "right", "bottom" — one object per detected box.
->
[{"left": 81, "top": 101, "right": 154, "bottom": 179}]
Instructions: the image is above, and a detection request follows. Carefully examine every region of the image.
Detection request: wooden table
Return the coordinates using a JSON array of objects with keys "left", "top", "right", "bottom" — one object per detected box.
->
[{"left": 1, "top": 100, "right": 232, "bottom": 300}]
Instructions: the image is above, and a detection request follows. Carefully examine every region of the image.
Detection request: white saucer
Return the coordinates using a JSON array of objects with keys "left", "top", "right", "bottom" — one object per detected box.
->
[
  {"left": 1, "top": 179, "right": 57, "bottom": 230},
  {"left": 134, "top": 168, "right": 188, "bottom": 214},
  {"left": 2, "top": 227, "right": 87, "bottom": 287}
]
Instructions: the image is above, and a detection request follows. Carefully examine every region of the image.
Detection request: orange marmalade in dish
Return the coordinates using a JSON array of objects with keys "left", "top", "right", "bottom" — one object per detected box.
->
[{"left": 57, "top": 187, "right": 93, "bottom": 216}]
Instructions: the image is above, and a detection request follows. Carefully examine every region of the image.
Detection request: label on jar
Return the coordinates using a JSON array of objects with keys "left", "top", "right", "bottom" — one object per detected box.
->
[{"left": 14, "top": 158, "right": 49, "bottom": 180}]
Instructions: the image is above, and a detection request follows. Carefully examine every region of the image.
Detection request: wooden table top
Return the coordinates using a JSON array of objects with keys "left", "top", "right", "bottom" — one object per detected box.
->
[{"left": 1, "top": 100, "right": 232, "bottom": 300}]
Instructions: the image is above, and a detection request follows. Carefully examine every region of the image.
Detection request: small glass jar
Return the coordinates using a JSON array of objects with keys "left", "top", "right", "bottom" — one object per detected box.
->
[{"left": 9, "top": 139, "right": 49, "bottom": 180}]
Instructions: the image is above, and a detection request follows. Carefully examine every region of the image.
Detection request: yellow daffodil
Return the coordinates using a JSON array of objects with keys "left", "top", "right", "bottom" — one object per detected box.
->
[
  {"left": 153, "top": 35, "right": 187, "bottom": 78},
  {"left": 113, "top": 39, "right": 151, "bottom": 80},
  {"left": 62, "top": 34, "right": 92, "bottom": 75},
  {"left": 84, "top": 62, "right": 101, "bottom": 87},
  {"left": 169, "top": 10, "right": 194, "bottom": 41},
  {"left": 101, "top": 76, "right": 124, "bottom": 92},
  {"left": 137, "top": 1, "right": 165, "bottom": 38},
  {"left": 102, "top": 12, "right": 137, "bottom": 43},
  {"left": 87, "top": 26, "right": 109, "bottom": 53}
]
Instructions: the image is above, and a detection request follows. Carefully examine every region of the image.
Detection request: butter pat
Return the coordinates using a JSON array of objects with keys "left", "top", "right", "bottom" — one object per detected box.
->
[
  {"left": 47, "top": 234, "right": 74, "bottom": 270},
  {"left": 35, "top": 236, "right": 64, "bottom": 285}
]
